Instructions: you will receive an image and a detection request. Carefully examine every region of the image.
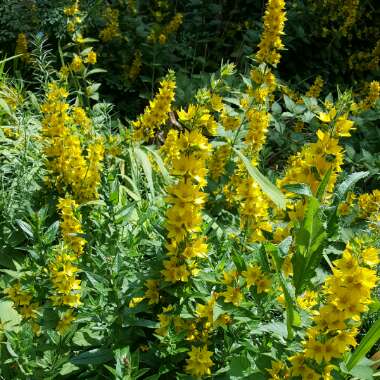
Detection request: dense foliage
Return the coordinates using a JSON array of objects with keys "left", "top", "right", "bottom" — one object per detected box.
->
[{"left": 0, "top": 1, "right": 379, "bottom": 379}]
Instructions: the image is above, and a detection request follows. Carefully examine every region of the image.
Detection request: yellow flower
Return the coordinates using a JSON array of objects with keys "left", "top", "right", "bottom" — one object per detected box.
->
[
  {"left": 57, "top": 309, "right": 76, "bottom": 335},
  {"left": 71, "top": 55, "right": 83, "bottom": 72},
  {"left": 361, "top": 247, "right": 379, "bottom": 266},
  {"left": 144, "top": 279, "right": 160, "bottom": 304},
  {"left": 85, "top": 50, "right": 97, "bottom": 64},
  {"left": 222, "top": 286, "right": 243, "bottom": 306},
  {"left": 242, "top": 265, "right": 262, "bottom": 287},
  {"left": 129, "top": 297, "right": 144, "bottom": 308},
  {"left": 185, "top": 346, "right": 214, "bottom": 378}
]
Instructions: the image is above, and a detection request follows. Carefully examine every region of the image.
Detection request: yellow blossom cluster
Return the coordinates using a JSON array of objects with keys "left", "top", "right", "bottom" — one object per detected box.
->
[
  {"left": 64, "top": 0, "right": 81, "bottom": 34},
  {"left": 358, "top": 80, "right": 380, "bottom": 110},
  {"left": 177, "top": 104, "right": 218, "bottom": 136},
  {"left": 127, "top": 51, "right": 142, "bottom": 81},
  {"left": 208, "top": 145, "right": 231, "bottom": 181},
  {"left": 242, "top": 264, "right": 272, "bottom": 293},
  {"left": 85, "top": 49, "right": 97, "bottom": 65},
  {"left": 305, "top": 76, "right": 324, "bottom": 98},
  {"left": 296, "top": 290, "right": 318, "bottom": 310},
  {"left": 58, "top": 197, "right": 87, "bottom": 256},
  {"left": 256, "top": 0, "right": 287, "bottom": 66},
  {"left": 49, "top": 249, "right": 81, "bottom": 309},
  {"left": 249, "top": 66, "right": 277, "bottom": 103},
  {"left": 160, "top": 129, "right": 211, "bottom": 283},
  {"left": 41, "top": 83, "right": 86, "bottom": 196},
  {"left": 71, "top": 54, "right": 83, "bottom": 72},
  {"left": 348, "top": 40, "right": 380, "bottom": 73},
  {"left": 41, "top": 83, "right": 104, "bottom": 202},
  {"left": 358, "top": 189, "right": 380, "bottom": 229},
  {"left": 4, "top": 282, "right": 39, "bottom": 325},
  {"left": 236, "top": 178, "right": 272, "bottom": 242},
  {"left": 244, "top": 108, "right": 270, "bottom": 162},
  {"left": 185, "top": 345, "right": 214, "bottom": 378},
  {"left": 132, "top": 74, "right": 176, "bottom": 141},
  {"left": 99, "top": 7, "right": 121, "bottom": 42},
  {"left": 81, "top": 139, "right": 105, "bottom": 201},
  {"left": 148, "top": 13, "right": 183, "bottom": 44},
  {"left": 72, "top": 106, "right": 91, "bottom": 131},
  {"left": 278, "top": 129, "right": 345, "bottom": 198},
  {"left": 289, "top": 243, "right": 378, "bottom": 377},
  {"left": 49, "top": 246, "right": 82, "bottom": 334},
  {"left": 318, "top": 109, "right": 355, "bottom": 138},
  {"left": 15, "top": 33, "right": 30, "bottom": 63}
]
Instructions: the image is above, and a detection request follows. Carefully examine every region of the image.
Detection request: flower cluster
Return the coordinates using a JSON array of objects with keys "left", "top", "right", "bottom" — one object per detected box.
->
[
  {"left": 305, "top": 76, "right": 324, "bottom": 98},
  {"left": 208, "top": 145, "right": 231, "bottom": 181},
  {"left": 236, "top": 178, "right": 272, "bottom": 242},
  {"left": 256, "top": 0, "right": 287, "bottom": 66},
  {"left": 99, "top": 7, "right": 121, "bottom": 42},
  {"left": 185, "top": 345, "right": 214, "bottom": 378},
  {"left": 177, "top": 104, "right": 218, "bottom": 136},
  {"left": 4, "top": 283, "right": 39, "bottom": 325},
  {"left": 127, "top": 50, "right": 142, "bottom": 81},
  {"left": 289, "top": 243, "right": 378, "bottom": 378},
  {"left": 278, "top": 129, "right": 344, "bottom": 199},
  {"left": 57, "top": 197, "right": 86, "bottom": 256},
  {"left": 148, "top": 13, "right": 183, "bottom": 44},
  {"left": 15, "top": 33, "right": 30, "bottom": 63},
  {"left": 161, "top": 129, "right": 211, "bottom": 283},
  {"left": 41, "top": 83, "right": 104, "bottom": 202},
  {"left": 132, "top": 73, "right": 176, "bottom": 141},
  {"left": 64, "top": 0, "right": 82, "bottom": 34},
  {"left": 49, "top": 246, "right": 82, "bottom": 334}
]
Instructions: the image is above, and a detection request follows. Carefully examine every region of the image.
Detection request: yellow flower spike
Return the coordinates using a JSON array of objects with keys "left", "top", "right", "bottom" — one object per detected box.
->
[{"left": 256, "top": 0, "right": 287, "bottom": 66}]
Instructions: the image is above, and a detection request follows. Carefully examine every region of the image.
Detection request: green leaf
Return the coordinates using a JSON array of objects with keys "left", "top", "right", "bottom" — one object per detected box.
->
[
  {"left": 44, "top": 221, "right": 59, "bottom": 244},
  {"left": 71, "top": 348, "right": 113, "bottom": 365},
  {"left": 284, "top": 95, "right": 296, "bottom": 113},
  {"left": 282, "top": 183, "right": 312, "bottom": 197},
  {"left": 229, "top": 353, "right": 250, "bottom": 377},
  {"left": 266, "top": 243, "right": 295, "bottom": 340},
  {"left": 84, "top": 68, "right": 107, "bottom": 78},
  {"left": 143, "top": 145, "right": 170, "bottom": 182},
  {"left": 347, "top": 317, "right": 380, "bottom": 371},
  {"left": 134, "top": 147, "right": 155, "bottom": 198},
  {"left": 233, "top": 148, "right": 286, "bottom": 209},
  {"left": 293, "top": 197, "right": 327, "bottom": 294},
  {"left": 337, "top": 171, "right": 369, "bottom": 200},
  {"left": 16, "top": 219, "right": 34, "bottom": 239},
  {"left": 315, "top": 167, "right": 332, "bottom": 201},
  {"left": 0, "top": 301, "right": 21, "bottom": 331},
  {"left": 349, "top": 363, "right": 374, "bottom": 380}
]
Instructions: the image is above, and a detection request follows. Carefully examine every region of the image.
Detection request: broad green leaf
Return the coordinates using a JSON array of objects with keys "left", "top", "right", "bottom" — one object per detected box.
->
[
  {"left": 71, "top": 348, "right": 113, "bottom": 365},
  {"left": 347, "top": 317, "right": 380, "bottom": 371},
  {"left": 0, "top": 301, "right": 21, "bottom": 331},
  {"left": 134, "top": 147, "right": 155, "bottom": 198},
  {"left": 315, "top": 167, "right": 332, "bottom": 200},
  {"left": 337, "top": 171, "right": 369, "bottom": 200},
  {"left": 293, "top": 196, "right": 327, "bottom": 294},
  {"left": 266, "top": 243, "right": 295, "bottom": 339},
  {"left": 229, "top": 353, "right": 250, "bottom": 377},
  {"left": 233, "top": 148, "right": 286, "bottom": 209},
  {"left": 143, "top": 145, "right": 170, "bottom": 182},
  {"left": 16, "top": 219, "right": 34, "bottom": 239},
  {"left": 283, "top": 183, "right": 312, "bottom": 197},
  {"left": 84, "top": 68, "right": 107, "bottom": 78}
]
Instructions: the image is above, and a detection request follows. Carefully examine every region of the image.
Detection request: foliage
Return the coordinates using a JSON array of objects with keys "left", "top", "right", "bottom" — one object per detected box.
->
[{"left": 0, "top": 1, "right": 379, "bottom": 380}]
